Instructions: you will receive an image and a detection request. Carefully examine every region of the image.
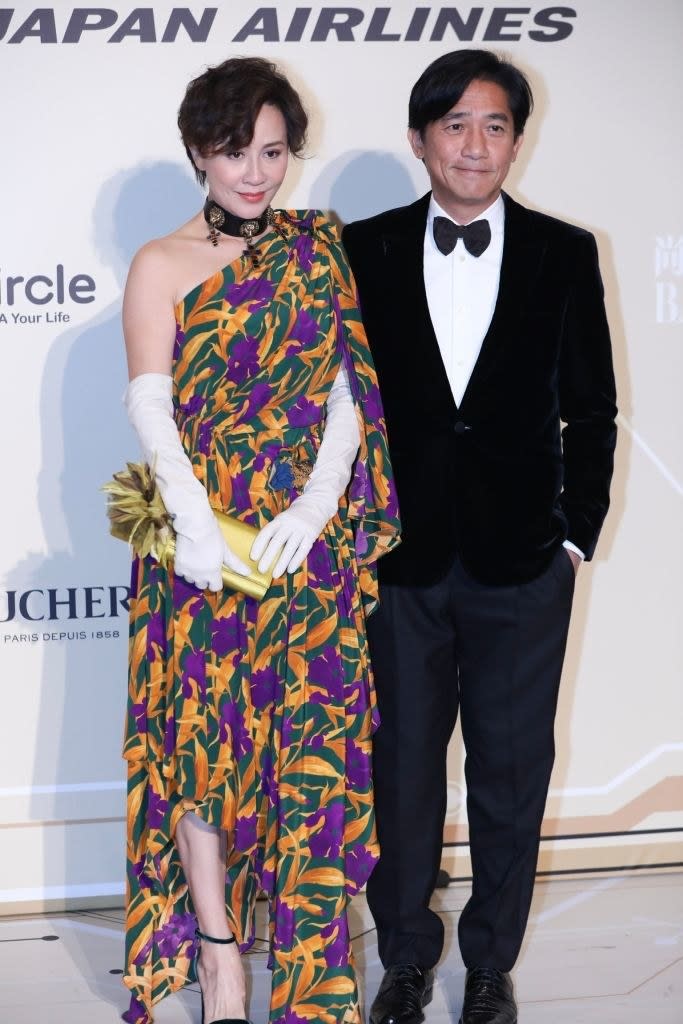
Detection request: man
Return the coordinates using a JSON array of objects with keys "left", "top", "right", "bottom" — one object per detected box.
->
[{"left": 342, "top": 49, "right": 617, "bottom": 1024}]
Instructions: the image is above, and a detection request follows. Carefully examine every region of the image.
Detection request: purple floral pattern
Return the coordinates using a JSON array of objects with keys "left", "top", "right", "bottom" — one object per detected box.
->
[
  {"left": 321, "top": 914, "right": 350, "bottom": 967},
  {"left": 226, "top": 334, "right": 260, "bottom": 385},
  {"left": 287, "top": 394, "right": 322, "bottom": 427},
  {"left": 288, "top": 307, "right": 318, "bottom": 348},
  {"left": 226, "top": 276, "right": 276, "bottom": 311},
  {"left": 345, "top": 842, "right": 379, "bottom": 894}
]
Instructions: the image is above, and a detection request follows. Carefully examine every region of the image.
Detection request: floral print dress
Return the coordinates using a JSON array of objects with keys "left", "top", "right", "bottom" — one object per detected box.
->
[{"left": 121, "top": 212, "right": 400, "bottom": 1024}]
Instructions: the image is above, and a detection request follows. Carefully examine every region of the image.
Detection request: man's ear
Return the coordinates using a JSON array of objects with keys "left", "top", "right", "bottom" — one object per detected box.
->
[
  {"left": 407, "top": 128, "right": 425, "bottom": 161},
  {"left": 511, "top": 132, "right": 524, "bottom": 163}
]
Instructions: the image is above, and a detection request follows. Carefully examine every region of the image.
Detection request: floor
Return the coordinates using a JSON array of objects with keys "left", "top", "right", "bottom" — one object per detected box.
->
[{"left": 1, "top": 873, "right": 681, "bottom": 1023}]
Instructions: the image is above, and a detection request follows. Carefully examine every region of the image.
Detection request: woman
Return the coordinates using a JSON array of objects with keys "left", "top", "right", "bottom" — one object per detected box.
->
[{"left": 120, "top": 57, "right": 400, "bottom": 1024}]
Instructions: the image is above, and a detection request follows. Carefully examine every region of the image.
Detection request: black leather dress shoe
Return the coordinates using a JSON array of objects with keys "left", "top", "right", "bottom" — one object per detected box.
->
[
  {"left": 369, "top": 964, "right": 434, "bottom": 1024},
  {"left": 458, "top": 967, "right": 517, "bottom": 1023}
]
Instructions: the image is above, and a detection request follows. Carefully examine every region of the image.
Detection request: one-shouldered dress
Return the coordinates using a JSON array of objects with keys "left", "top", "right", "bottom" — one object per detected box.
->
[{"left": 122, "top": 211, "right": 400, "bottom": 1024}]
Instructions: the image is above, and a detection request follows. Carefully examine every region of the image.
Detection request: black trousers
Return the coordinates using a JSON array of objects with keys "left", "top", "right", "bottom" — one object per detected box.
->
[{"left": 366, "top": 546, "right": 575, "bottom": 972}]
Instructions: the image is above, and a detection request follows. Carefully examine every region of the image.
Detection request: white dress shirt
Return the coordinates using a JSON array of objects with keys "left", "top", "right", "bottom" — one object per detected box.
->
[
  {"left": 423, "top": 193, "right": 584, "bottom": 561},
  {"left": 424, "top": 194, "right": 504, "bottom": 407}
]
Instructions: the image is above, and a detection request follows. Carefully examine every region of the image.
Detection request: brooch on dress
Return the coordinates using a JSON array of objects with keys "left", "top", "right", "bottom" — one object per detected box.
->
[{"left": 270, "top": 450, "right": 314, "bottom": 492}]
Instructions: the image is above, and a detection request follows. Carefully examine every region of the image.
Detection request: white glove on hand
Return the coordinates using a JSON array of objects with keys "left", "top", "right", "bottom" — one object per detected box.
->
[
  {"left": 124, "top": 373, "right": 250, "bottom": 592},
  {"left": 251, "top": 365, "right": 360, "bottom": 578},
  {"left": 251, "top": 499, "right": 329, "bottom": 578}
]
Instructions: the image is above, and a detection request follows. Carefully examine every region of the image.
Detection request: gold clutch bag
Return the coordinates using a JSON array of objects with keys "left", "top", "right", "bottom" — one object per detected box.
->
[{"left": 102, "top": 462, "right": 273, "bottom": 600}]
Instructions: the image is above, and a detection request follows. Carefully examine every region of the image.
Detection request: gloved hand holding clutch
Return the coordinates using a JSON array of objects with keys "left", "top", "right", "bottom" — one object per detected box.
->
[
  {"left": 124, "top": 373, "right": 250, "bottom": 592},
  {"left": 251, "top": 365, "right": 360, "bottom": 577}
]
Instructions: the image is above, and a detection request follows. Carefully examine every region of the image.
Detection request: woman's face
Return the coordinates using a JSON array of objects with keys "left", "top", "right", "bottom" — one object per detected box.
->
[{"left": 195, "top": 103, "right": 289, "bottom": 218}]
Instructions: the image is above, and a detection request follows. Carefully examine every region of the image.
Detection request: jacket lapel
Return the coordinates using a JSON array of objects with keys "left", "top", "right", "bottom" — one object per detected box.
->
[
  {"left": 378, "top": 192, "right": 430, "bottom": 322},
  {"left": 459, "top": 192, "right": 547, "bottom": 413},
  {"left": 379, "top": 193, "right": 458, "bottom": 418}
]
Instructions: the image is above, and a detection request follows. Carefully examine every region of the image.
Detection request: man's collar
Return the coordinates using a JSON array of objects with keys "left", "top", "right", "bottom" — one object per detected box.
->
[{"left": 427, "top": 193, "right": 504, "bottom": 233}]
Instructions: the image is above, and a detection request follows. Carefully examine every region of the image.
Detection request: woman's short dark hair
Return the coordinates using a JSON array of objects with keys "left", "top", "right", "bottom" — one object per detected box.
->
[
  {"left": 409, "top": 49, "right": 533, "bottom": 139},
  {"left": 178, "top": 56, "right": 308, "bottom": 186}
]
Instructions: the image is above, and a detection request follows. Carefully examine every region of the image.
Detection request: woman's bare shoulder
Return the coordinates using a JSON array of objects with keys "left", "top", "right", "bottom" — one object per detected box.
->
[
  {"left": 126, "top": 215, "right": 206, "bottom": 296},
  {"left": 130, "top": 217, "right": 199, "bottom": 271},
  {"left": 122, "top": 219, "right": 207, "bottom": 373}
]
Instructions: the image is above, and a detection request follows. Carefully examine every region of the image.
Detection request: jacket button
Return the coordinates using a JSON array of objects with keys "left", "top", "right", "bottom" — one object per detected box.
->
[{"left": 454, "top": 421, "right": 469, "bottom": 435}]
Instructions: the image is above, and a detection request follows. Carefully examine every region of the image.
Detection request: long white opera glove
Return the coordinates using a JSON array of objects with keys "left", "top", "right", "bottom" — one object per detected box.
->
[
  {"left": 124, "top": 373, "right": 250, "bottom": 592},
  {"left": 251, "top": 365, "right": 360, "bottom": 577}
]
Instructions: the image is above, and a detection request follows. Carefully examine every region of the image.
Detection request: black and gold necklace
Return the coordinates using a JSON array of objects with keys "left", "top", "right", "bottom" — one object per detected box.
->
[{"left": 203, "top": 198, "right": 275, "bottom": 266}]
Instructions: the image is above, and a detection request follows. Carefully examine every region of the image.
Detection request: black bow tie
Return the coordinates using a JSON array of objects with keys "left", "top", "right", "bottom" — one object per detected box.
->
[{"left": 433, "top": 215, "right": 491, "bottom": 257}]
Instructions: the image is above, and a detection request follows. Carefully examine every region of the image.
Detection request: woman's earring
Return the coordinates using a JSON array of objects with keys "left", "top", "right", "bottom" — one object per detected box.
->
[{"left": 206, "top": 205, "right": 224, "bottom": 247}]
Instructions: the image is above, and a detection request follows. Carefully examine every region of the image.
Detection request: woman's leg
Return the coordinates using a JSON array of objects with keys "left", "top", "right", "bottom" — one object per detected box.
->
[{"left": 175, "top": 812, "right": 247, "bottom": 1020}]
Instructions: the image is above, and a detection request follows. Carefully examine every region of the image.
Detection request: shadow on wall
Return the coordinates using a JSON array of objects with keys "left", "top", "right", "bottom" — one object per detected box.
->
[
  {"left": 24, "top": 163, "right": 199, "bottom": 1006},
  {"left": 307, "top": 149, "right": 419, "bottom": 226}
]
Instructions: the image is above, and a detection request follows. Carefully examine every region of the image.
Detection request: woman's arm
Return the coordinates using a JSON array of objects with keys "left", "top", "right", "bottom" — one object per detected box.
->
[
  {"left": 121, "top": 241, "right": 249, "bottom": 590},
  {"left": 122, "top": 241, "right": 177, "bottom": 378}
]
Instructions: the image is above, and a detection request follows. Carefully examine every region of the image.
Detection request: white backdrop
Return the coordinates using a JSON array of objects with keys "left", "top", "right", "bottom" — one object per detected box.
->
[{"left": 1, "top": 0, "right": 681, "bottom": 912}]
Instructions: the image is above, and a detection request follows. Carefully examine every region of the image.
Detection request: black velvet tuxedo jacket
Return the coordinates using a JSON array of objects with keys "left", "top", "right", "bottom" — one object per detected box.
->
[{"left": 342, "top": 192, "right": 617, "bottom": 586}]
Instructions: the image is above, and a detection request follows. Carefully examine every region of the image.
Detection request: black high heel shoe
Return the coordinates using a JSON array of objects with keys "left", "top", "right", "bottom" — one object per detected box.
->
[{"left": 195, "top": 928, "right": 252, "bottom": 1024}]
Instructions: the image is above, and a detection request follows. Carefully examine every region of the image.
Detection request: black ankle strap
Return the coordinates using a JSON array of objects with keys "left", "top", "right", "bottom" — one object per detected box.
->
[{"left": 195, "top": 927, "right": 236, "bottom": 944}]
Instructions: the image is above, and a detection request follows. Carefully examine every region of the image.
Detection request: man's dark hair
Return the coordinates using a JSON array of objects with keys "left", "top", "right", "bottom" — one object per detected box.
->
[
  {"left": 409, "top": 49, "right": 533, "bottom": 139},
  {"left": 178, "top": 56, "right": 308, "bottom": 186}
]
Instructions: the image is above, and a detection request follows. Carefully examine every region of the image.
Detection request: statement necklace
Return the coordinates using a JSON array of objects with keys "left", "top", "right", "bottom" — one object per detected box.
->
[{"left": 203, "top": 198, "right": 274, "bottom": 266}]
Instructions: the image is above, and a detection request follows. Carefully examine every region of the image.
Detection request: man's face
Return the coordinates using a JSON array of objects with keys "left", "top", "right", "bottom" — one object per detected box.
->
[{"left": 408, "top": 78, "right": 523, "bottom": 223}]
